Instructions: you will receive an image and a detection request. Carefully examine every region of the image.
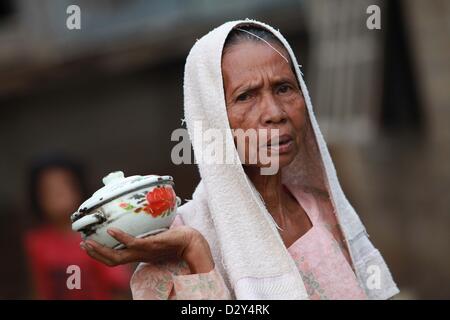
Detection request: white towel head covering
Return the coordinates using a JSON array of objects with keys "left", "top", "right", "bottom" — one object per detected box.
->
[{"left": 179, "top": 19, "right": 399, "bottom": 300}]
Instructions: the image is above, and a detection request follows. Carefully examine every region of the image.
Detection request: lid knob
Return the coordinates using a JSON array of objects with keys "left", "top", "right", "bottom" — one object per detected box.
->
[{"left": 102, "top": 171, "right": 125, "bottom": 186}]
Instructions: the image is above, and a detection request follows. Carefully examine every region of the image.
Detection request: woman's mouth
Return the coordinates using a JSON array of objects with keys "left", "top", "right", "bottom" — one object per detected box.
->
[{"left": 266, "top": 134, "right": 294, "bottom": 154}]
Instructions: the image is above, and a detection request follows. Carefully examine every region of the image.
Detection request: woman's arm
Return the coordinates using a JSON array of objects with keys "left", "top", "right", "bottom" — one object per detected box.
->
[
  {"left": 172, "top": 267, "right": 231, "bottom": 300},
  {"left": 81, "top": 226, "right": 214, "bottom": 274},
  {"left": 130, "top": 260, "right": 231, "bottom": 300},
  {"left": 81, "top": 220, "right": 231, "bottom": 299}
]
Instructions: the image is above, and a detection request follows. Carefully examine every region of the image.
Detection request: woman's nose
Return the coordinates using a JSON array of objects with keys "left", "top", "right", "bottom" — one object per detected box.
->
[{"left": 261, "top": 95, "right": 287, "bottom": 125}]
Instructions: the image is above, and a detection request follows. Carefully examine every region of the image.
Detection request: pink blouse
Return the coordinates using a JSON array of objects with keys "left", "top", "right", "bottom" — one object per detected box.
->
[{"left": 130, "top": 187, "right": 367, "bottom": 300}]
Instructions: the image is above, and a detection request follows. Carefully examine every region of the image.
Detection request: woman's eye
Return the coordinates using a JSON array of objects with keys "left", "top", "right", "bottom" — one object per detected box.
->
[
  {"left": 277, "top": 84, "right": 292, "bottom": 94},
  {"left": 236, "top": 92, "right": 251, "bottom": 102}
]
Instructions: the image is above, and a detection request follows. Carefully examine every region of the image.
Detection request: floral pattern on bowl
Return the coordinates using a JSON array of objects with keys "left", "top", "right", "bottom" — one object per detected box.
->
[{"left": 118, "top": 186, "right": 177, "bottom": 218}]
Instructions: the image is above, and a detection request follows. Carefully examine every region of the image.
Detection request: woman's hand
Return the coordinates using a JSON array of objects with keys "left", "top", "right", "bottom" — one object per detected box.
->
[{"left": 80, "top": 226, "right": 215, "bottom": 274}]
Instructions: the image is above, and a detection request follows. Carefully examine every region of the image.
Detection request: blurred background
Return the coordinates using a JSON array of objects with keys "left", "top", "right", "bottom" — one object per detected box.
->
[{"left": 0, "top": 0, "right": 449, "bottom": 299}]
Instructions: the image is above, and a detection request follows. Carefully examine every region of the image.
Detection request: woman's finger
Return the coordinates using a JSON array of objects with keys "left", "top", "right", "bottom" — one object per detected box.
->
[
  {"left": 85, "top": 239, "right": 141, "bottom": 265},
  {"left": 107, "top": 228, "right": 138, "bottom": 248},
  {"left": 84, "top": 240, "right": 126, "bottom": 264},
  {"left": 82, "top": 243, "right": 116, "bottom": 266}
]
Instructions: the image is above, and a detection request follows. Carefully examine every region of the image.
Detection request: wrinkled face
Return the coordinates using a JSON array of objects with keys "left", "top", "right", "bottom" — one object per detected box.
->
[{"left": 222, "top": 40, "right": 307, "bottom": 171}]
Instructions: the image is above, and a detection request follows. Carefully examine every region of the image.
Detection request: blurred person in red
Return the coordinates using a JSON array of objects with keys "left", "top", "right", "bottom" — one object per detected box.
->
[{"left": 23, "top": 155, "right": 132, "bottom": 299}]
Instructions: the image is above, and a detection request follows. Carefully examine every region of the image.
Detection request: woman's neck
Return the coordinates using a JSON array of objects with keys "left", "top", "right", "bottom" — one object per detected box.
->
[{"left": 244, "top": 166, "right": 285, "bottom": 214}]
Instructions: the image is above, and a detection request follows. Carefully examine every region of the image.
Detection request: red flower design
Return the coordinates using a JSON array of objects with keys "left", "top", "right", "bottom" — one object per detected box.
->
[{"left": 143, "top": 186, "right": 176, "bottom": 217}]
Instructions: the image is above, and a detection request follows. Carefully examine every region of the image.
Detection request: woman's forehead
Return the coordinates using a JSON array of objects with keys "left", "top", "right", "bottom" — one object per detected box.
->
[{"left": 221, "top": 41, "right": 295, "bottom": 86}]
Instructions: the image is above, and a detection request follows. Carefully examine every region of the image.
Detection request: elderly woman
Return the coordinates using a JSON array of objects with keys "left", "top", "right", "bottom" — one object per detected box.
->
[{"left": 81, "top": 20, "right": 399, "bottom": 300}]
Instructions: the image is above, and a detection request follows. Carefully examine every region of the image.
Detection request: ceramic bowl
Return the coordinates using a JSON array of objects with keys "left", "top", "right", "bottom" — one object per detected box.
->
[{"left": 71, "top": 171, "right": 180, "bottom": 249}]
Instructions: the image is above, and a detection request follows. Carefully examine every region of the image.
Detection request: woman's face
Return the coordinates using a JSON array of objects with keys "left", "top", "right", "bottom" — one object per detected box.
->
[{"left": 222, "top": 40, "right": 307, "bottom": 171}]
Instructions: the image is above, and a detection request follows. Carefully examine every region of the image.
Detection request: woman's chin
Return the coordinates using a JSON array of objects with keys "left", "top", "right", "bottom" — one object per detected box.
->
[
  {"left": 248, "top": 154, "right": 296, "bottom": 174},
  {"left": 270, "top": 146, "right": 297, "bottom": 166},
  {"left": 278, "top": 153, "right": 296, "bottom": 168}
]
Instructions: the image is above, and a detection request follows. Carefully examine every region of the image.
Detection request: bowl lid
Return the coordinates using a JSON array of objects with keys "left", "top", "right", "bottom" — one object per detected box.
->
[{"left": 74, "top": 171, "right": 173, "bottom": 214}]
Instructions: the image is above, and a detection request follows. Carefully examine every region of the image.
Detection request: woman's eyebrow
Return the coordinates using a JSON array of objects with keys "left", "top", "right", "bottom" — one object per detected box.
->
[
  {"left": 231, "top": 80, "right": 263, "bottom": 97},
  {"left": 270, "top": 76, "right": 297, "bottom": 86},
  {"left": 228, "top": 74, "right": 297, "bottom": 99}
]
